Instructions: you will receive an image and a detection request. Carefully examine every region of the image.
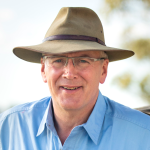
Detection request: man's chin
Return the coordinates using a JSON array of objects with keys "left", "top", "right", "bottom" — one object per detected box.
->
[{"left": 57, "top": 97, "right": 84, "bottom": 111}]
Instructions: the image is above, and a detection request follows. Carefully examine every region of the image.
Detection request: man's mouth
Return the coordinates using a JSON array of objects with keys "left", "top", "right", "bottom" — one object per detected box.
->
[{"left": 62, "top": 86, "right": 80, "bottom": 90}]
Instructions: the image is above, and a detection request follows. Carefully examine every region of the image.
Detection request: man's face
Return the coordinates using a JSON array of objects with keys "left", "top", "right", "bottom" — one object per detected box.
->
[{"left": 41, "top": 50, "right": 109, "bottom": 112}]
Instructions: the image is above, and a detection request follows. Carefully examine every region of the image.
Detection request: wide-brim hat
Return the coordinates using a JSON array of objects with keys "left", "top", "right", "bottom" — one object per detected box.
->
[{"left": 13, "top": 7, "right": 134, "bottom": 63}]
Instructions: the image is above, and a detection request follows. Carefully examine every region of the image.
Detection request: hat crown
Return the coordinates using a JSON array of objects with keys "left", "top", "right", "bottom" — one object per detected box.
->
[
  {"left": 13, "top": 7, "right": 134, "bottom": 63},
  {"left": 45, "top": 7, "right": 105, "bottom": 43}
]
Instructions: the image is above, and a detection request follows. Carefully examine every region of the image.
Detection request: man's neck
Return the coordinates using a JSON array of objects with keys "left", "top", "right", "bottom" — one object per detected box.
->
[{"left": 53, "top": 104, "right": 95, "bottom": 145}]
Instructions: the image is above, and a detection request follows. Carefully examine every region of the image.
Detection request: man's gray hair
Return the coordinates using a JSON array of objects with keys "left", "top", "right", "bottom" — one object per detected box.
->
[{"left": 100, "top": 51, "right": 108, "bottom": 59}]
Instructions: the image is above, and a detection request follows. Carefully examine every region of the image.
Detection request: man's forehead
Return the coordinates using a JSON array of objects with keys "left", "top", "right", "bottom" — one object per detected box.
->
[{"left": 43, "top": 50, "right": 101, "bottom": 57}]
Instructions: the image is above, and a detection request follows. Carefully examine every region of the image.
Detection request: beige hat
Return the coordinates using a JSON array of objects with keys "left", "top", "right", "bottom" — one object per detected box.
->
[{"left": 13, "top": 7, "right": 134, "bottom": 63}]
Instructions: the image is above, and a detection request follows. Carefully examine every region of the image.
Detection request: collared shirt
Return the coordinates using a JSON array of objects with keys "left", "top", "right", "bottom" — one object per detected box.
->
[{"left": 0, "top": 91, "right": 150, "bottom": 150}]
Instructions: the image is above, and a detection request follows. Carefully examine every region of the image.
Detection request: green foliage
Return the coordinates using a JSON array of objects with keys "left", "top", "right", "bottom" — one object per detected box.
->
[
  {"left": 113, "top": 73, "right": 132, "bottom": 88},
  {"left": 112, "top": 73, "right": 150, "bottom": 102},
  {"left": 143, "top": 0, "right": 150, "bottom": 7},
  {"left": 126, "top": 39, "right": 150, "bottom": 59},
  {"left": 101, "top": 0, "right": 150, "bottom": 103},
  {"left": 105, "top": 0, "right": 123, "bottom": 10},
  {"left": 104, "top": 0, "right": 150, "bottom": 12},
  {"left": 140, "top": 75, "right": 150, "bottom": 100}
]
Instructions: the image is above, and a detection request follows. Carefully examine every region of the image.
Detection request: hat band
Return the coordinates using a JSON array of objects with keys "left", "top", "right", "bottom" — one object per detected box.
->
[{"left": 43, "top": 35, "right": 106, "bottom": 46}]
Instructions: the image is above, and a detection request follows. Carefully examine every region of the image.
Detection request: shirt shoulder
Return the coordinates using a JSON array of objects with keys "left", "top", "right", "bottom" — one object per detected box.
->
[
  {"left": 0, "top": 97, "right": 51, "bottom": 123},
  {"left": 103, "top": 96, "right": 150, "bottom": 131}
]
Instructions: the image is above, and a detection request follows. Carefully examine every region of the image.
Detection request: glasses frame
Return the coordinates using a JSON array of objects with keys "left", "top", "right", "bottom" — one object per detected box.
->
[{"left": 43, "top": 56, "right": 106, "bottom": 68}]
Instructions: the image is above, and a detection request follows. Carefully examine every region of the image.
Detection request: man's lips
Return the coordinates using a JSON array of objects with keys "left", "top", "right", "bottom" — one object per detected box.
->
[{"left": 60, "top": 86, "right": 82, "bottom": 90}]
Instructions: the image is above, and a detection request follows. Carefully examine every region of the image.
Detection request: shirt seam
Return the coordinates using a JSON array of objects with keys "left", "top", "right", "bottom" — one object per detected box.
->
[
  {"left": 0, "top": 102, "right": 49, "bottom": 150},
  {"left": 106, "top": 112, "right": 150, "bottom": 132},
  {"left": 0, "top": 105, "right": 48, "bottom": 123}
]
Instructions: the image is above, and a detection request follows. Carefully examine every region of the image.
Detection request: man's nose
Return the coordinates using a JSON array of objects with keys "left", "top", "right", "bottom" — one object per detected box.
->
[{"left": 62, "top": 59, "right": 78, "bottom": 79}]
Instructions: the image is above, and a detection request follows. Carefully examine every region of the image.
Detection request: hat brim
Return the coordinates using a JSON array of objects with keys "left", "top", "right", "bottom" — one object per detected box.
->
[{"left": 13, "top": 40, "right": 134, "bottom": 63}]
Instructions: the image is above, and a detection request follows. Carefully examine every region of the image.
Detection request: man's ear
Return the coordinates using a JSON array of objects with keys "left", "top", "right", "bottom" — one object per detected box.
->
[
  {"left": 41, "top": 58, "right": 47, "bottom": 83},
  {"left": 99, "top": 59, "right": 109, "bottom": 84}
]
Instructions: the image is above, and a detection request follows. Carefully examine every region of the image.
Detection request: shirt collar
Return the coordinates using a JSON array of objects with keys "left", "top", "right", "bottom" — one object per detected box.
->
[
  {"left": 36, "top": 98, "right": 57, "bottom": 136},
  {"left": 83, "top": 91, "right": 107, "bottom": 145},
  {"left": 36, "top": 91, "right": 107, "bottom": 144}
]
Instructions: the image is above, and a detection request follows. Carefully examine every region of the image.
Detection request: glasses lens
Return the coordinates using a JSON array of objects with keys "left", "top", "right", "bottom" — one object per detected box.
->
[
  {"left": 45, "top": 57, "right": 66, "bottom": 68},
  {"left": 44, "top": 56, "right": 97, "bottom": 70},
  {"left": 74, "top": 57, "right": 92, "bottom": 70}
]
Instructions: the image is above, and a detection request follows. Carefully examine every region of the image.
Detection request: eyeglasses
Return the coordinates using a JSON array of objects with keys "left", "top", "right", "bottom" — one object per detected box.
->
[{"left": 43, "top": 56, "right": 106, "bottom": 70}]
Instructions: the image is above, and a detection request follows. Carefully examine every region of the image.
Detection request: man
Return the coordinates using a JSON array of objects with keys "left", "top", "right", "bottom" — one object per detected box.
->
[{"left": 0, "top": 7, "right": 150, "bottom": 150}]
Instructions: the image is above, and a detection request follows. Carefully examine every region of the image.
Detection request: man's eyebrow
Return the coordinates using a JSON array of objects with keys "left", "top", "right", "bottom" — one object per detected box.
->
[
  {"left": 78, "top": 54, "right": 90, "bottom": 57},
  {"left": 44, "top": 55, "right": 64, "bottom": 57},
  {"left": 48, "top": 54, "right": 91, "bottom": 57}
]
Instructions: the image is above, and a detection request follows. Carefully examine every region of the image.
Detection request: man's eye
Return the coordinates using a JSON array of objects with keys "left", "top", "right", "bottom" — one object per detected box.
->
[
  {"left": 51, "top": 58, "right": 64, "bottom": 63},
  {"left": 54, "top": 59, "right": 62, "bottom": 63},
  {"left": 80, "top": 59, "right": 90, "bottom": 63}
]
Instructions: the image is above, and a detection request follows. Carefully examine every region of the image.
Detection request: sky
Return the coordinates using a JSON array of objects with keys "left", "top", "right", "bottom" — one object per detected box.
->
[{"left": 0, "top": 0, "right": 149, "bottom": 112}]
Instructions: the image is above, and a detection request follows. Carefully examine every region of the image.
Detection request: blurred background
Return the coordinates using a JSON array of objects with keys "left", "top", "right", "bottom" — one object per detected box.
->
[{"left": 0, "top": 0, "right": 150, "bottom": 113}]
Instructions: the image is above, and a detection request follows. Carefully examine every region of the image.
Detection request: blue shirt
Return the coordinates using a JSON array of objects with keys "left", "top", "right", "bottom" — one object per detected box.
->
[{"left": 0, "top": 91, "right": 150, "bottom": 150}]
